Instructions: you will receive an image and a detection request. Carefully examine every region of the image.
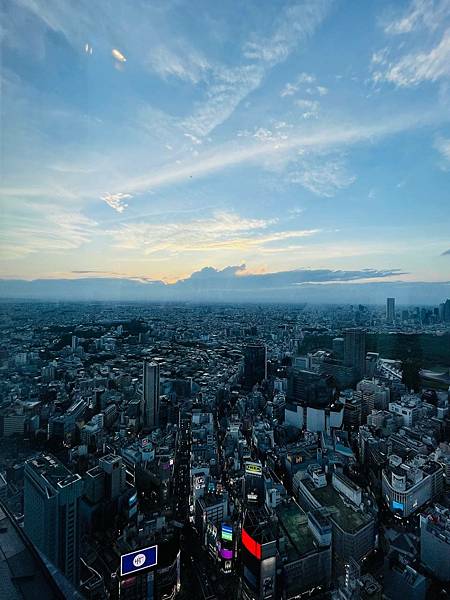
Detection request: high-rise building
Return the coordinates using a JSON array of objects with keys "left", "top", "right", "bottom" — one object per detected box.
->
[
  {"left": 0, "top": 500, "right": 68, "bottom": 599},
  {"left": 420, "top": 504, "right": 450, "bottom": 582},
  {"left": 98, "top": 454, "right": 126, "bottom": 501},
  {"left": 287, "top": 369, "right": 333, "bottom": 407},
  {"left": 332, "top": 336, "right": 344, "bottom": 360},
  {"left": 243, "top": 344, "right": 267, "bottom": 390},
  {"left": 386, "top": 297, "right": 395, "bottom": 323},
  {"left": 24, "top": 454, "right": 83, "bottom": 587},
  {"left": 240, "top": 506, "right": 277, "bottom": 600},
  {"left": 442, "top": 298, "right": 450, "bottom": 322},
  {"left": 142, "top": 361, "right": 160, "bottom": 428},
  {"left": 343, "top": 328, "right": 366, "bottom": 380}
]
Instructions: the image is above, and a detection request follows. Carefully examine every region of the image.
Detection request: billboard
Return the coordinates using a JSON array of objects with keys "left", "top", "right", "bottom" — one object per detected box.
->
[
  {"left": 242, "top": 528, "right": 261, "bottom": 559},
  {"left": 392, "top": 500, "right": 404, "bottom": 513},
  {"left": 245, "top": 462, "right": 262, "bottom": 477},
  {"left": 120, "top": 545, "right": 158, "bottom": 577},
  {"left": 222, "top": 524, "right": 233, "bottom": 541},
  {"left": 194, "top": 474, "right": 205, "bottom": 489},
  {"left": 220, "top": 547, "right": 233, "bottom": 559}
]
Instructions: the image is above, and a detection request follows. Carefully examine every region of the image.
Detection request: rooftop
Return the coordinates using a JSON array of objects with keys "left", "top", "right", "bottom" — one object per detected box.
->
[
  {"left": 276, "top": 501, "right": 317, "bottom": 560},
  {"left": 25, "top": 454, "right": 81, "bottom": 490},
  {"left": 303, "top": 479, "right": 372, "bottom": 533}
]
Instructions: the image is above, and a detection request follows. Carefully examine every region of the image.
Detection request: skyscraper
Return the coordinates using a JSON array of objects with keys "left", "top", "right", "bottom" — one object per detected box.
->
[
  {"left": 343, "top": 328, "right": 366, "bottom": 380},
  {"left": 243, "top": 343, "right": 267, "bottom": 390},
  {"left": 24, "top": 454, "right": 83, "bottom": 587},
  {"left": 386, "top": 297, "right": 395, "bottom": 323},
  {"left": 142, "top": 360, "right": 160, "bottom": 428},
  {"left": 443, "top": 298, "right": 450, "bottom": 322}
]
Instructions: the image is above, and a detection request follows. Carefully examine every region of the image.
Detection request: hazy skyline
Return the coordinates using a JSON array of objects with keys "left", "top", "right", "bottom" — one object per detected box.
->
[{"left": 1, "top": 0, "right": 450, "bottom": 298}]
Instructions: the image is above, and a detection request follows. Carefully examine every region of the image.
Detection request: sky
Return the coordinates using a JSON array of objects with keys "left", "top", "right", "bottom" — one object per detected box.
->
[{"left": 0, "top": 0, "right": 449, "bottom": 301}]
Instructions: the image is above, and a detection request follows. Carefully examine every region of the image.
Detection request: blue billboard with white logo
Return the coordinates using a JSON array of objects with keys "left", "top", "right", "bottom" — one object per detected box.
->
[{"left": 120, "top": 545, "right": 158, "bottom": 577}]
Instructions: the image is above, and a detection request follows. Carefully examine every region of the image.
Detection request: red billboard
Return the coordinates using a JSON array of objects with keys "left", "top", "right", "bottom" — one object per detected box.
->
[{"left": 241, "top": 528, "right": 261, "bottom": 559}]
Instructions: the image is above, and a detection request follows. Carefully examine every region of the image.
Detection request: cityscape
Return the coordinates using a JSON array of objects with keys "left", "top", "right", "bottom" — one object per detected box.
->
[
  {"left": 1, "top": 0, "right": 450, "bottom": 599},
  {"left": 0, "top": 298, "right": 450, "bottom": 599}
]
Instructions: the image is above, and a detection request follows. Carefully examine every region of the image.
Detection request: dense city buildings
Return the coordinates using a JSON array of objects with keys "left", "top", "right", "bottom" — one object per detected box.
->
[{"left": 0, "top": 300, "right": 449, "bottom": 599}]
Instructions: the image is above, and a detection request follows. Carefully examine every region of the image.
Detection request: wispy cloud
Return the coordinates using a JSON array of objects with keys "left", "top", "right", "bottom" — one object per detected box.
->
[
  {"left": 146, "top": 45, "right": 210, "bottom": 83},
  {"left": 280, "top": 72, "right": 316, "bottom": 97},
  {"left": 101, "top": 192, "right": 132, "bottom": 213},
  {"left": 0, "top": 205, "right": 97, "bottom": 259},
  {"left": 289, "top": 155, "right": 355, "bottom": 197},
  {"left": 183, "top": 1, "right": 333, "bottom": 138},
  {"left": 107, "top": 211, "right": 319, "bottom": 256},
  {"left": 374, "top": 1, "right": 450, "bottom": 88},
  {"left": 119, "top": 112, "right": 433, "bottom": 195},
  {"left": 383, "top": 0, "right": 450, "bottom": 35},
  {"left": 243, "top": 0, "right": 333, "bottom": 65},
  {"left": 295, "top": 99, "right": 320, "bottom": 119},
  {"left": 182, "top": 64, "right": 263, "bottom": 137},
  {"left": 435, "top": 136, "right": 450, "bottom": 166},
  {"left": 373, "top": 29, "right": 450, "bottom": 87},
  {"left": 281, "top": 73, "right": 328, "bottom": 99}
]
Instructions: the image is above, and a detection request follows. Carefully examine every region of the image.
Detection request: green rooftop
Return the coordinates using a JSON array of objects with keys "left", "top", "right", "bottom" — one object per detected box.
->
[
  {"left": 276, "top": 501, "right": 317, "bottom": 560},
  {"left": 303, "top": 479, "right": 372, "bottom": 533}
]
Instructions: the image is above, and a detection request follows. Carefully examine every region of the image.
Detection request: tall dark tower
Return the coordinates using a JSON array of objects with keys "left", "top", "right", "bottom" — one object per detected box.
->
[
  {"left": 386, "top": 297, "right": 395, "bottom": 323},
  {"left": 343, "top": 328, "right": 366, "bottom": 380},
  {"left": 243, "top": 344, "right": 267, "bottom": 390},
  {"left": 142, "top": 361, "right": 160, "bottom": 428}
]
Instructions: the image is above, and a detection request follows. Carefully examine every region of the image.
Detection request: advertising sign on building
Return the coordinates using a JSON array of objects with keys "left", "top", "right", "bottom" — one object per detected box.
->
[
  {"left": 245, "top": 462, "right": 262, "bottom": 477},
  {"left": 120, "top": 545, "right": 158, "bottom": 577}
]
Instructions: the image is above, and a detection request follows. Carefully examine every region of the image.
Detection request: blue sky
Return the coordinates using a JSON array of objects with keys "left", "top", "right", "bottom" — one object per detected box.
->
[{"left": 1, "top": 0, "right": 449, "bottom": 289}]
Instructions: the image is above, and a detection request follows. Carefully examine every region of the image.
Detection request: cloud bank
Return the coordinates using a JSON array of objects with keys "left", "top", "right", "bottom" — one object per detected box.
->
[{"left": 0, "top": 264, "right": 433, "bottom": 304}]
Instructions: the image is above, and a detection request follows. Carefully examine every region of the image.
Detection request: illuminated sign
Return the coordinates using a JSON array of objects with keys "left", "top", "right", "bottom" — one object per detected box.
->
[
  {"left": 392, "top": 500, "right": 404, "bottom": 513},
  {"left": 207, "top": 523, "right": 218, "bottom": 538},
  {"left": 245, "top": 462, "right": 262, "bottom": 477},
  {"left": 194, "top": 475, "right": 205, "bottom": 489},
  {"left": 242, "top": 528, "right": 261, "bottom": 559},
  {"left": 120, "top": 545, "right": 158, "bottom": 577},
  {"left": 222, "top": 524, "right": 233, "bottom": 541},
  {"left": 220, "top": 547, "right": 233, "bottom": 559}
]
